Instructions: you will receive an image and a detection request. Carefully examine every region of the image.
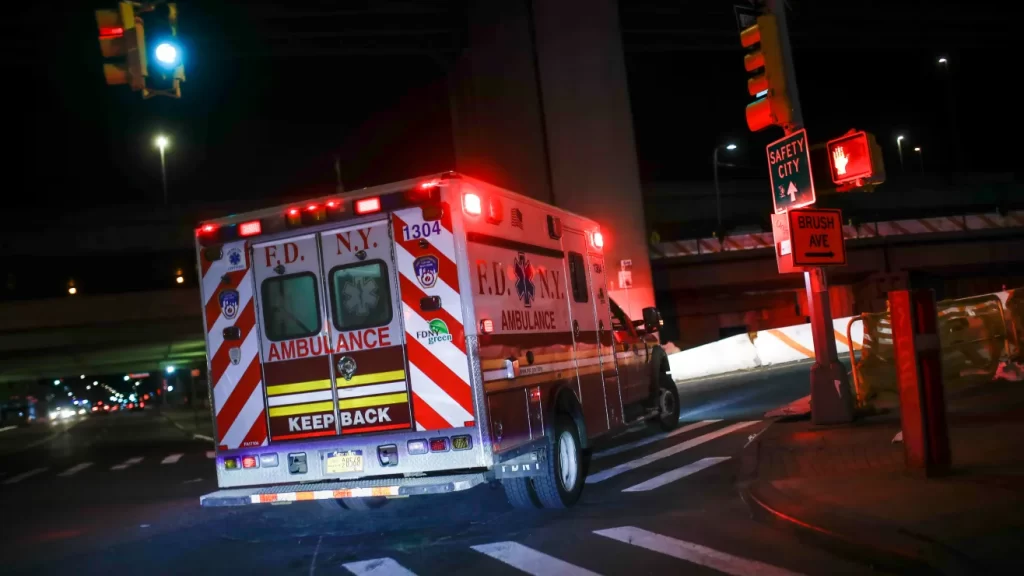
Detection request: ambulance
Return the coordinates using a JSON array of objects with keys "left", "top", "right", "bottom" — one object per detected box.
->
[{"left": 195, "top": 173, "right": 679, "bottom": 510}]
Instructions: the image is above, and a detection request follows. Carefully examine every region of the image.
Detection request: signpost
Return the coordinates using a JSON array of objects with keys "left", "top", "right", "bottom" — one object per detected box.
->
[
  {"left": 788, "top": 208, "right": 846, "bottom": 266},
  {"left": 766, "top": 128, "right": 814, "bottom": 213}
]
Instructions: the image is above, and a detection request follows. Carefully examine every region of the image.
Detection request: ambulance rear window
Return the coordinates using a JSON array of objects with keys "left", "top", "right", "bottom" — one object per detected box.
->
[
  {"left": 568, "top": 252, "right": 588, "bottom": 303},
  {"left": 261, "top": 273, "right": 322, "bottom": 342},
  {"left": 328, "top": 260, "right": 393, "bottom": 332}
]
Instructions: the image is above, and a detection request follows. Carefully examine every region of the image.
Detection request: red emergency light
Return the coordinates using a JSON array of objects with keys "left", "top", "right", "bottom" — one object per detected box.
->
[
  {"left": 238, "top": 220, "right": 262, "bottom": 237},
  {"left": 355, "top": 197, "right": 381, "bottom": 215},
  {"left": 463, "top": 192, "right": 482, "bottom": 216},
  {"left": 241, "top": 455, "right": 258, "bottom": 469},
  {"left": 479, "top": 319, "right": 494, "bottom": 334},
  {"left": 826, "top": 131, "right": 873, "bottom": 184},
  {"left": 591, "top": 231, "right": 605, "bottom": 250}
]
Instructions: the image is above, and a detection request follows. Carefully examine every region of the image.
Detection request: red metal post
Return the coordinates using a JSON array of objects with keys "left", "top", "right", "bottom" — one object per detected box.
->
[{"left": 889, "top": 289, "right": 951, "bottom": 475}]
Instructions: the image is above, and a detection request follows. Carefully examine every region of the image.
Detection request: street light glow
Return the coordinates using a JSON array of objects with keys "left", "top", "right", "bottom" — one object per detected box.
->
[
  {"left": 725, "top": 144, "right": 737, "bottom": 151},
  {"left": 155, "top": 135, "right": 170, "bottom": 150},
  {"left": 123, "top": 375, "right": 130, "bottom": 381},
  {"left": 914, "top": 147, "right": 921, "bottom": 152},
  {"left": 166, "top": 366, "right": 176, "bottom": 374},
  {"left": 897, "top": 135, "right": 905, "bottom": 142},
  {"left": 938, "top": 57, "right": 947, "bottom": 64}
]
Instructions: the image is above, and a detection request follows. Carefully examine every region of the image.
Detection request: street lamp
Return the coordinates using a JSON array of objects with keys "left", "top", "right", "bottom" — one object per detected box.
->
[
  {"left": 154, "top": 134, "right": 170, "bottom": 205},
  {"left": 938, "top": 57, "right": 948, "bottom": 66},
  {"left": 713, "top": 143, "right": 739, "bottom": 234},
  {"left": 166, "top": 366, "right": 176, "bottom": 375},
  {"left": 896, "top": 135, "right": 905, "bottom": 172},
  {"left": 914, "top": 147, "right": 923, "bottom": 172}
]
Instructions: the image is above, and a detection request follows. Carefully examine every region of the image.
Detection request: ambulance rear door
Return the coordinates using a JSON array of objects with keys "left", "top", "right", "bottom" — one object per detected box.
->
[{"left": 318, "top": 219, "right": 414, "bottom": 435}]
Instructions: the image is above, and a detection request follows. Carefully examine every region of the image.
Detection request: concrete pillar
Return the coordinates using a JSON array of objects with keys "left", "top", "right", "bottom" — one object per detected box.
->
[{"left": 450, "top": 0, "right": 654, "bottom": 317}]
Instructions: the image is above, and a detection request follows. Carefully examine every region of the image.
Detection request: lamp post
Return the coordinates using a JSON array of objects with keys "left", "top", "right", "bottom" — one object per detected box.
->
[
  {"left": 154, "top": 135, "right": 170, "bottom": 204},
  {"left": 896, "top": 135, "right": 905, "bottom": 172},
  {"left": 713, "top": 143, "right": 738, "bottom": 234}
]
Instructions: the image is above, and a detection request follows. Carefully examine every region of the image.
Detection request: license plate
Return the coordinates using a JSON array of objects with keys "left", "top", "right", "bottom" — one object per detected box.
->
[{"left": 325, "top": 450, "right": 363, "bottom": 474}]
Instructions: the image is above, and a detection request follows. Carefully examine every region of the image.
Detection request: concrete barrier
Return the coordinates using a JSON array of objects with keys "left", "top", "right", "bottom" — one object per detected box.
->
[{"left": 669, "top": 316, "right": 864, "bottom": 383}]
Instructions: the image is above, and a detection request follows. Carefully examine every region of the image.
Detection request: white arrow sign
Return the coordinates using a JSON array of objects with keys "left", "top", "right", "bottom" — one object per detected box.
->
[{"left": 786, "top": 181, "right": 798, "bottom": 202}]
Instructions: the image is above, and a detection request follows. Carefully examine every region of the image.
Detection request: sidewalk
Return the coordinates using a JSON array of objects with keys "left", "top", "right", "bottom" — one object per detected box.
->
[
  {"left": 738, "top": 377, "right": 1024, "bottom": 574},
  {"left": 158, "top": 405, "right": 215, "bottom": 444}
]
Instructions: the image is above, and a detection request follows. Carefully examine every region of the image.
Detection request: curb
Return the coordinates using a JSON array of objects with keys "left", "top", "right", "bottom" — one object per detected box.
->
[
  {"left": 736, "top": 425, "right": 981, "bottom": 576},
  {"left": 158, "top": 409, "right": 215, "bottom": 445}
]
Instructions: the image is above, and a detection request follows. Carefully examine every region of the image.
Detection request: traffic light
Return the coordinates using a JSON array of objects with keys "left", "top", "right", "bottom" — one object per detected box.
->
[
  {"left": 826, "top": 130, "right": 886, "bottom": 188},
  {"left": 95, "top": 2, "right": 147, "bottom": 91},
  {"left": 740, "top": 14, "right": 792, "bottom": 132},
  {"left": 142, "top": 2, "right": 185, "bottom": 99},
  {"left": 94, "top": 2, "right": 184, "bottom": 99}
]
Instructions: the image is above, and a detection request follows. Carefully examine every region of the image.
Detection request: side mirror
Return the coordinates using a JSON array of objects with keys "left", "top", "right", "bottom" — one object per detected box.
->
[{"left": 642, "top": 307, "right": 662, "bottom": 333}]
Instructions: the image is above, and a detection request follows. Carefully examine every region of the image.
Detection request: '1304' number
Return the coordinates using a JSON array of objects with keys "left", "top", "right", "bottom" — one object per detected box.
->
[{"left": 402, "top": 221, "right": 442, "bottom": 241}]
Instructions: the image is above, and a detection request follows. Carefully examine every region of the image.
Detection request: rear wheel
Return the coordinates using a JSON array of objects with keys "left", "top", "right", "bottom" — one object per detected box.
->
[
  {"left": 502, "top": 477, "right": 538, "bottom": 509},
  {"left": 531, "top": 416, "right": 585, "bottom": 509}
]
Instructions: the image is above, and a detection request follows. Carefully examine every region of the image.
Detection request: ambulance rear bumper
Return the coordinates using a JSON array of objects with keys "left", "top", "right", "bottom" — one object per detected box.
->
[{"left": 200, "top": 472, "right": 488, "bottom": 507}]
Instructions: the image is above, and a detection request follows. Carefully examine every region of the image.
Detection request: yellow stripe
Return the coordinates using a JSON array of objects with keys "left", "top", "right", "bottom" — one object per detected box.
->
[
  {"left": 338, "top": 370, "right": 406, "bottom": 387},
  {"left": 268, "top": 401, "right": 335, "bottom": 417},
  {"left": 337, "top": 393, "right": 408, "bottom": 410},
  {"left": 266, "top": 379, "right": 332, "bottom": 396}
]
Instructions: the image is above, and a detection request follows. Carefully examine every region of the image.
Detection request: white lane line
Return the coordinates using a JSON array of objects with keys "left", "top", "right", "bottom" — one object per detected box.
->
[
  {"left": 595, "top": 526, "right": 806, "bottom": 576},
  {"left": 110, "top": 457, "right": 144, "bottom": 471},
  {"left": 586, "top": 421, "right": 759, "bottom": 483},
  {"left": 343, "top": 558, "right": 418, "bottom": 576},
  {"left": 0, "top": 425, "right": 18, "bottom": 433},
  {"left": 206, "top": 450, "right": 216, "bottom": 459},
  {"left": 161, "top": 453, "right": 184, "bottom": 465},
  {"left": 3, "top": 467, "right": 49, "bottom": 485},
  {"left": 471, "top": 542, "right": 600, "bottom": 576},
  {"left": 58, "top": 462, "right": 94, "bottom": 477},
  {"left": 593, "top": 420, "right": 720, "bottom": 461},
  {"left": 622, "top": 456, "right": 730, "bottom": 492}
]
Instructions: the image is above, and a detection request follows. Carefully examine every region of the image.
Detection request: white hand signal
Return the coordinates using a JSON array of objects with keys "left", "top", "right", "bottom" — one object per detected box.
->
[{"left": 832, "top": 146, "right": 849, "bottom": 175}]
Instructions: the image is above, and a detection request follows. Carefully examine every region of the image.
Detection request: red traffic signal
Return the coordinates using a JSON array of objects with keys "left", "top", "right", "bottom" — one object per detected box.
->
[{"left": 826, "top": 131, "right": 873, "bottom": 184}]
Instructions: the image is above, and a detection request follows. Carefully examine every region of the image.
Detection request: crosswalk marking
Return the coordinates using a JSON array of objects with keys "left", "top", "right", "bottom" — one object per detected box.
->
[
  {"left": 58, "top": 462, "right": 94, "bottom": 477},
  {"left": 622, "top": 456, "right": 730, "bottom": 492},
  {"left": 162, "top": 453, "right": 184, "bottom": 465},
  {"left": 595, "top": 527, "right": 805, "bottom": 576},
  {"left": 586, "top": 420, "right": 759, "bottom": 483},
  {"left": 3, "top": 467, "right": 48, "bottom": 485},
  {"left": 110, "top": 457, "right": 143, "bottom": 471},
  {"left": 471, "top": 542, "right": 600, "bottom": 576},
  {"left": 343, "top": 558, "right": 417, "bottom": 576},
  {"left": 593, "top": 419, "right": 720, "bottom": 461}
]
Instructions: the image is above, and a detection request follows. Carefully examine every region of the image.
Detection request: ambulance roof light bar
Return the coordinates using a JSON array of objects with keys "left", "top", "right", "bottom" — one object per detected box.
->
[{"left": 355, "top": 197, "right": 382, "bottom": 215}]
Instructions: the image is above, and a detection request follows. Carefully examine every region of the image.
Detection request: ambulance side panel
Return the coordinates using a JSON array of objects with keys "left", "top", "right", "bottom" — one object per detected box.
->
[{"left": 461, "top": 182, "right": 600, "bottom": 453}]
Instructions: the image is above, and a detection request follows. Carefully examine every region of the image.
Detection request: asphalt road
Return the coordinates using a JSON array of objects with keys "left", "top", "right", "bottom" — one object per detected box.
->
[{"left": 0, "top": 364, "right": 870, "bottom": 576}]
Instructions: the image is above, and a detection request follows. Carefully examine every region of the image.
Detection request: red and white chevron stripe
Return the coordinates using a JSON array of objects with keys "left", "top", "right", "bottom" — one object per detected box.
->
[
  {"left": 199, "top": 240, "right": 268, "bottom": 450},
  {"left": 392, "top": 210, "right": 475, "bottom": 431}
]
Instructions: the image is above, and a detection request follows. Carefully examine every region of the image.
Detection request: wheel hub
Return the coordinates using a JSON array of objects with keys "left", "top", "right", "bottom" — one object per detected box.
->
[{"left": 558, "top": 430, "right": 578, "bottom": 490}]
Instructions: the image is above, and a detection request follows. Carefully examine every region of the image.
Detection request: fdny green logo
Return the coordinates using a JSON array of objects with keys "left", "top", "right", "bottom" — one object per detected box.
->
[{"left": 416, "top": 319, "right": 453, "bottom": 345}]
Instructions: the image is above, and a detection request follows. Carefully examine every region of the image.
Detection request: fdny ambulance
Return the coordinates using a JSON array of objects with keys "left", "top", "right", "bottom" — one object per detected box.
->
[{"left": 196, "top": 173, "right": 678, "bottom": 510}]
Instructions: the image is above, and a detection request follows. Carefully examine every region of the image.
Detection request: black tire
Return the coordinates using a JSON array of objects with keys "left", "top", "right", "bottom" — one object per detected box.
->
[
  {"left": 502, "top": 477, "right": 538, "bottom": 509},
  {"left": 316, "top": 497, "right": 389, "bottom": 512},
  {"left": 531, "top": 416, "right": 585, "bottom": 509},
  {"left": 655, "top": 370, "right": 681, "bottom": 431}
]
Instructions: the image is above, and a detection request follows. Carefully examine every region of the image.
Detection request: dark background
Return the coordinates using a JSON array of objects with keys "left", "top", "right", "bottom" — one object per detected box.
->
[{"left": 9, "top": 1, "right": 1016, "bottom": 213}]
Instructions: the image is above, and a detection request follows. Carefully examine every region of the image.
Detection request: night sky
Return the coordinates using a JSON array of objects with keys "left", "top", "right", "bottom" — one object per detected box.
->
[{"left": 9, "top": 0, "right": 1018, "bottom": 221}]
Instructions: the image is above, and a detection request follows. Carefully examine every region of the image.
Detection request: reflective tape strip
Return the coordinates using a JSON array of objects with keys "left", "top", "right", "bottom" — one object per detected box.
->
[
  {"left": 267, "top": 379, "right": 332, "bottom": 396},
  {"left": 267, "top": 400, "right": 335, "bottom": 417},
  {"left": 251, "top": 485, "right": 400, "bottom": 503},
  {"left": 267, "top": 390, "right": 334, "bottom": 407},
  {"left": 335, "top": 381, "right": 407, "bottom": 399},
  {"left": 337, "top": 393, "right": 408, "bottom": 410},
  {"left": 340, "top": 370, "right": 407, "bottom": 387}
]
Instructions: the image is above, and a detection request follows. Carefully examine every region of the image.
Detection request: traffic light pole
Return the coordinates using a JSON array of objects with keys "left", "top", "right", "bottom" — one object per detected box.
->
[{"left": 768, "top": 0, "right": 854, "bottom": 425}]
